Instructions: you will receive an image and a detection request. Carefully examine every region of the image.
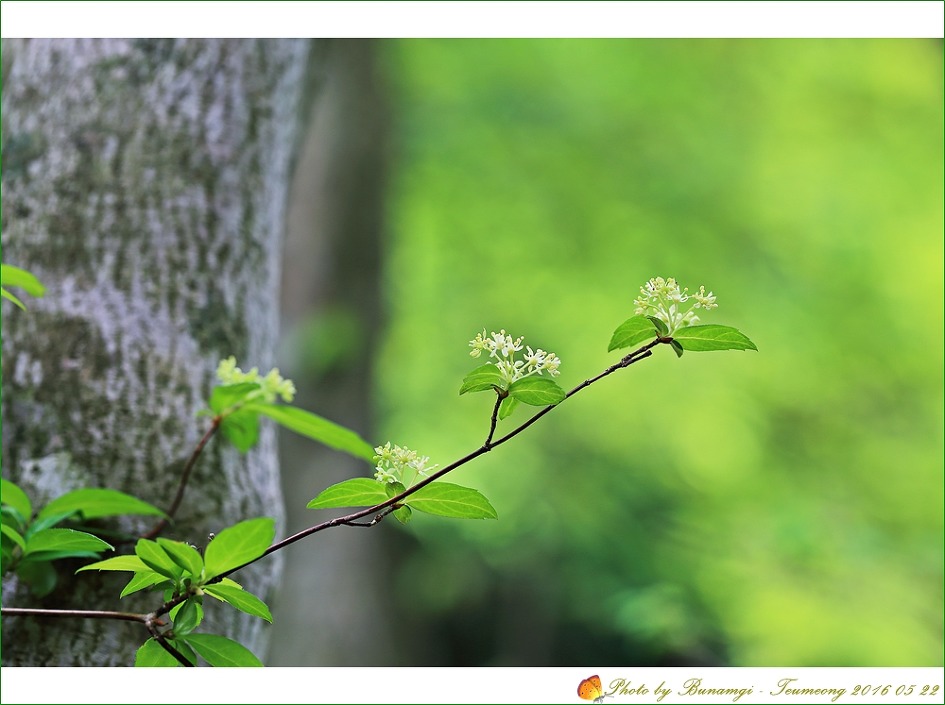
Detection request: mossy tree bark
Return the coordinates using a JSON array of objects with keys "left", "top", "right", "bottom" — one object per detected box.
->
[{"left": 1, "top": 39, "right": 309, "bottom": 666}]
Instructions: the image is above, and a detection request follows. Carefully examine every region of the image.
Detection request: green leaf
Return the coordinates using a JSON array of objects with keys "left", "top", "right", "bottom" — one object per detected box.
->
[
  {"left": 0, "top": 523, "right": 26, "bottom": 551},
  {"left": 184, "top": 633, "right": 263, "bottom": 667},
  {"left": 220, "top": 408, "right": 260, "bottom": 453},
  {"left": 670, "top": 339, "right": 685, "bottom": 358},
  {"left": 497, "top": 395, "right": 519, "bottom": 420},
  {"left": 647, "top": 315, "right": 669, "bottom": 337},
  {"left": 608, "top": 315, "right": 659, "bottom": 352},
  {"left": 507, "top": 376, "right": 566, "bottom": 406},
  {"left": 1, "top": 288, "right": 26, "bottom": 310},
  {"left": 209, "top": 382, "right": 261, "bottom": 415},
  {"left": 405, "top": 482, "right": 498, "bottom": 520},
  {"left": 135, "top": 638, "right": 182, "bottom": 667},
  {"left": 171, "top": 598, "right": 202, "bottom": 637},
  {"left": 459, "top": 363, "right": 507, "bottom": 395},
  {"left": 393, "top": 505, "right": 413, "bottom": 524},
  {"left": 171, "top": 638, "right": 198, "bottom": 666},
  {"left": 135, "top": 539, "right": 182, "bottom": 580},
  {"left": 0, "top": 263, "right": 46, "bottom": 297},
  {"left": 22, "top": 550, "right": 103, "bottom": 564},
  {"left": 157, "top": 539, "right": 204, "bottom": 579},
  {"left": 203, "top": 517, "right": 275, "bottom": 580},
  {"left": 120, "top": 571, "right": 170, "bottom": 598},
  {"left": 17, "top": 560, "right": 57, "bottom": 597},
  {"left": 384, "top": 481, "right": 407, "bottom": 499},
  {"left": 246, "top": 403, "right": 375, "bottom": 462},
  {"left": 76, "top": 554, "right": 151, "bottom": 573},
  {"left": 1, "top": 478, "right": 32, "bottom": 522},
  {"left": 24, "top": 528, "right": 113, "bottom": 555},
  {"left": 204, "top": 583, "right": 273, "bottom": 623},
  {"left": 24, "top": 510, "right": 79, "bottom": 538},
  {"left": 306, "top": 478, "right": 388, "bottom": 510},
  {"left": 37, "top": 488, "right": 166, "bottom": 522},
  {"left": 672, "top": 324, "right": 758, "bottom": 352},
  {"left": 2, "top": 506, "right": 27, "bottom": 532}
]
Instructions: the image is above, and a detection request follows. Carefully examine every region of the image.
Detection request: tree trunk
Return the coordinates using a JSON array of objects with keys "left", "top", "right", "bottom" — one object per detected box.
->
[
  {"left": 1, "top": 38, "right": 309, "bottom": 666},
  {"left": 271, "top": 39, "right": 395, "bottom": 665}
]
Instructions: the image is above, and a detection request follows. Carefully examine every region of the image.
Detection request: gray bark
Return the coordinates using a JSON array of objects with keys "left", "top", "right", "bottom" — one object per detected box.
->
[
  {"left": 271, "top": 39, "right": 395, "bottom": 665},
  {"left": 1, "top": 39, "right": 308, "bottom": 665}
]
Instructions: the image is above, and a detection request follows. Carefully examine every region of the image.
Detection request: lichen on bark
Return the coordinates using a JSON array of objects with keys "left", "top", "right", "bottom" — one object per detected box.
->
[{"left": 1, "top": 38, "right": 310, "bottom": 666}]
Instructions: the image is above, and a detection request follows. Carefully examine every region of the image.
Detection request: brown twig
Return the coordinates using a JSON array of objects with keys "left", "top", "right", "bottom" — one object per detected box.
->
[
  {"left": 1, "top": 606, "right": 150, "bottom": 623},
  {"left": 485, "top": 393, "right": 503, "bottom": 445},
  {"left": 143, "top": 416, "right": 221, "bottom": 539},
  {"left": 216, "top": 338, "right": 664, "bottom": 582},
  {"left": 6, "top": 337, "right": 664, "bottom": 666},
  {"left": 145, "top": 614, "right": 192, "bottom": 667}
]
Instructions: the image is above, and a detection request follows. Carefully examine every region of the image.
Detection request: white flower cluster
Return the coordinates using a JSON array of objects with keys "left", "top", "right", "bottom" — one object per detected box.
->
[
  {"left": 633, "top": 277, "right": 717, "bottom": 334},
  {"left": 216, "top": 356, "right": 296, "bottom": 403},
  {"left": 373, "top": 442, "right": 437, "bottom": 487},
  {"left": 468, "top": 329, "right": 561, "bottom": 385}
]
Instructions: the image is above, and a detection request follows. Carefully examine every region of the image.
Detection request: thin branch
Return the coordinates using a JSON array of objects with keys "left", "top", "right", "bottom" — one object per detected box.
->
[
  {"left": 485, "top": 393, "right": 503, "bottom": 445},
  {"left": 151, "top": 587, "right": 197, "bottom": 621},
  {"left": 145, "top": 615, "right": 192, "bottom": 667},
  {"left": 3, "top": 337, "right": 666, "bottom": 665},
  {"left": 216, "top": 338, "right": 666, "bottom": 582},
  {"left": 1, "top": 606, "right": 148, "bottom": 623},
  {"left": 143, "top": 416, "right": 221, "bottom": 539}
]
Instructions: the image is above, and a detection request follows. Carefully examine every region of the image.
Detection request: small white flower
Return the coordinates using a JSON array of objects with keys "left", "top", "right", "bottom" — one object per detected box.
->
[
  {"left": 469, "top": 329, "right": 562, "bottom": 384},
  {"left": 373, "top": 442, "right": 438, "bottom": 487},
  {"left": 469, "top": 330, "right": 489, "bottom": 358},
  {"left": 692, "top": 285, "right": 717, "bottom": 310},
  {"left": 215, "top": 357, "right": 297, "bottom": 403},
  {"left": 633, "top": 277, "right": 718, "bottom": 335}
]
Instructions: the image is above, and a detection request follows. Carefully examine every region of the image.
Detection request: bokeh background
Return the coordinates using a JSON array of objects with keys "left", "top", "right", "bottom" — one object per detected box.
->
[{"left": 273, "top": 38, "right": 943, "bottom": 667}]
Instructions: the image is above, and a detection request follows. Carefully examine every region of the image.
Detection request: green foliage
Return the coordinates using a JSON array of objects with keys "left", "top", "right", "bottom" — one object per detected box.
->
[
  {"left": 392, "top": 505, "right": 413, "bottom": 525},
  {"left": 1, "top": 524, "right": 26, "bottom": 551},
  {"left": 672, "top": 325, "right": 757, "bottom": 352},
  {"left": 37, "top": 488, "right": 166, "bottom": 522},
  {"left": 405, "top": 482, "right": 498, "bottom": 520},
  {"left": 0, "top": 262, "right": 45, "bottom": 310},
  {"left": 497, "top": 395, "right": 519, "bottom": 420},
  {"left": 507, "top": 376, "right": 566, "bottom": 406},
  {"left": 204, "top": 581, "right": 273, "bottom": 623},
  {"left": 1, "top": 478, "right": 32, "bottom": 522},
  {"left": 24, "top": 528, "right": 112, "bottom": 555},
  {"left": 184, "top": 633, "right": 263, "bottom": 667},
  {"left": 307, "top": 478, "right": 389, "bottom": 510},
  {"left": 308, "top": 477, "right": 497, "bottom": 521},
  {"left": 206, "top": 377, "right": 375, "bottom": 461},
  {"left": 1, "top": 478, "right": 128, "bottom": 596},
  {"left": 119, "top": 570, "right": 169, "bottom": 598},
  {"left": 171, "top": 598, "right": 203, "bottom": 637},
  {"left": 135, "top": 539, "right": 183, "bottom": 580},
  {"left": 380, "top": 38, "right": 942, "bottom": 666},
  {"left": 460, "top": 363, "right": 508, "bottom": 394},
  {"left": 247, "top": 403, "right": 375, "bottom": 462},
  {"left": 203, "top": 517, "right": 275, "bottom": 579},
  {"left": 157, "top": 538, "right": 204, "bottom": 578},
  {"left": 73, "top": 515, "right": 274, "bottom": 666},
  {"left": 208, "top": 382, "right": 262, "bottom": 415},
  {"left": 219, "top": 408, "right": 260, "bottom": 453},
  {"left": 608, "top": 315, "right": 660, "bottom": 351},
  {"left": 135, "top": 632, "right": 260, "bottom": 668},
  {"left": 137, "top": 638, "right": 199, "bottom": 667},
  {"left": 77, "top": 554, "right": 151, "bottom": 573}
]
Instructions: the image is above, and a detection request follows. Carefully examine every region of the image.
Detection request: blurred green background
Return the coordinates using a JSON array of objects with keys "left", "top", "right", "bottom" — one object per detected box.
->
[{"left": 363, "top": 39, "right": 942, "bottom": 666}]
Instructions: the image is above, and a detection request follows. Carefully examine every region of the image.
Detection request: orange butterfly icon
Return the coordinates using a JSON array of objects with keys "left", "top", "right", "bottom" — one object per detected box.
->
[{"left": 577, "top": 675, "right": 612, "bottom": 703}]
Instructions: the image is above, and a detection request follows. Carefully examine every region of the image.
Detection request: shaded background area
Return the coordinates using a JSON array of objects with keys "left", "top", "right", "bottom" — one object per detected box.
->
[{"left": 273, "top": 39, "right": 943, "bottom": 666}]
